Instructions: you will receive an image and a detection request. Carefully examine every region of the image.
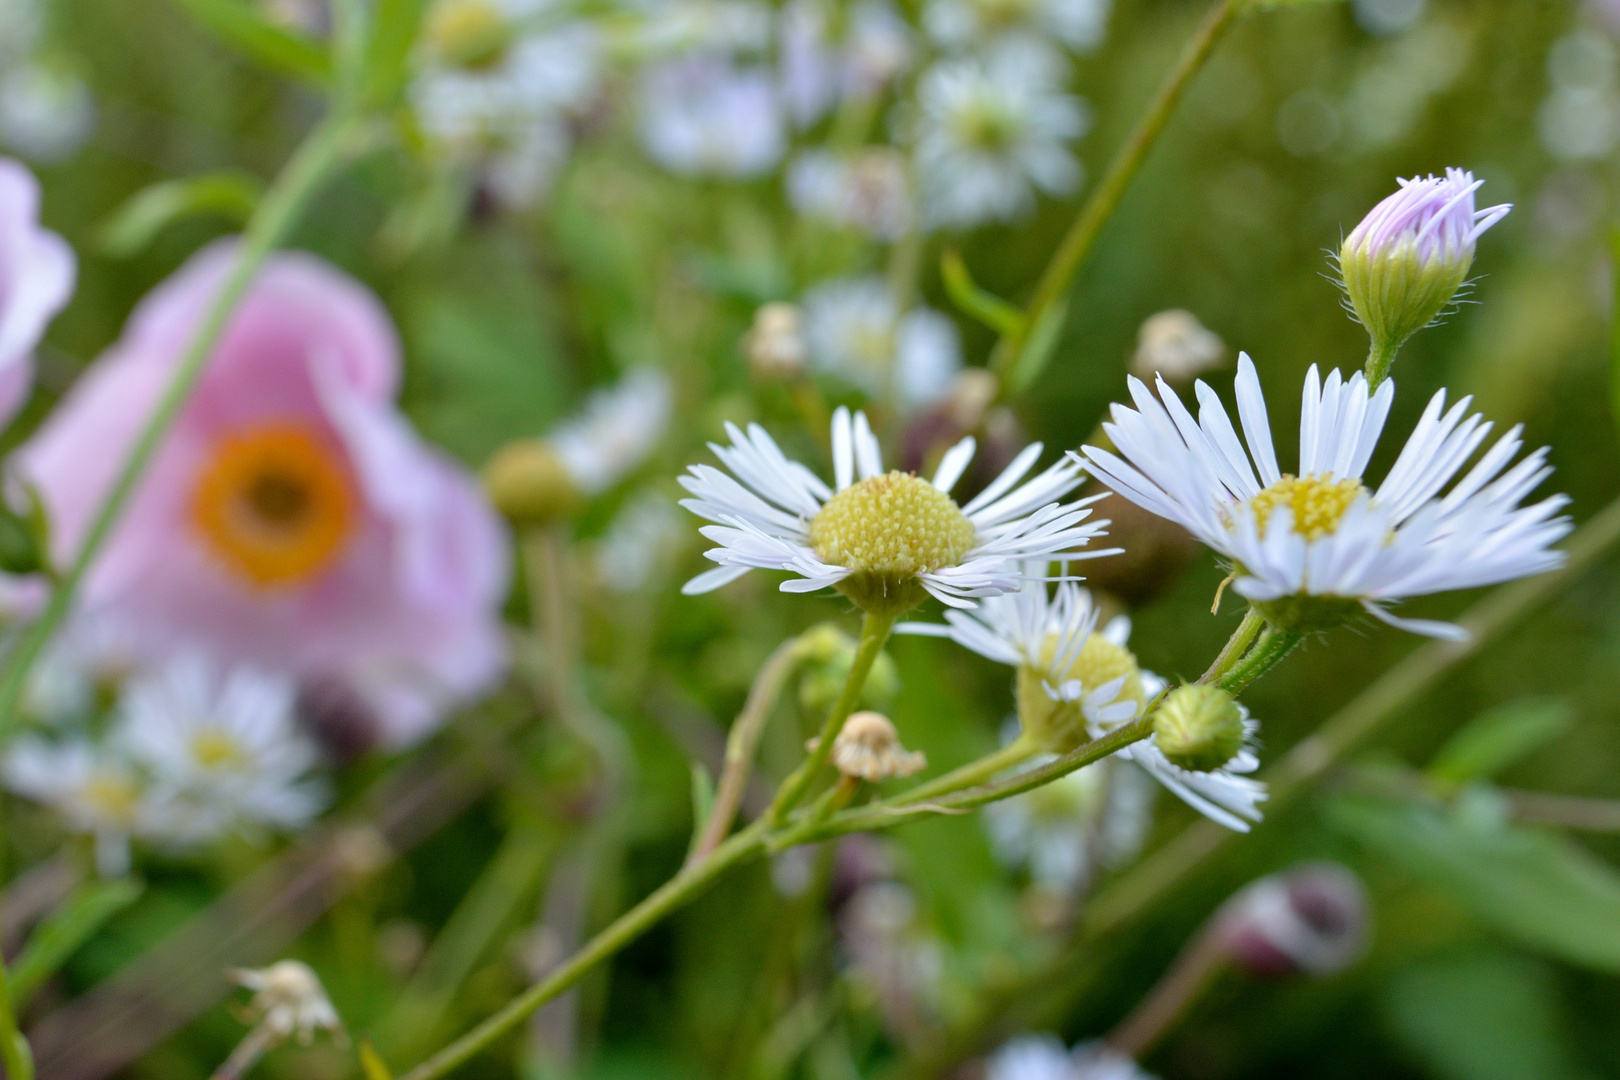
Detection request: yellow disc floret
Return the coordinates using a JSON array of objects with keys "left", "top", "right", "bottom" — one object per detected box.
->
[
  {"left": 1246, "top": 473, "right": 1366, "bottom": 540},
  {"left": 808, "top": 471, "right": 977, "bottom": 616},
  {"left": 1016, "top": 631, "right": 1146, "bottom": 753},
  {"left": 424, "top": 0, "right": 510, "bottom": 69}
]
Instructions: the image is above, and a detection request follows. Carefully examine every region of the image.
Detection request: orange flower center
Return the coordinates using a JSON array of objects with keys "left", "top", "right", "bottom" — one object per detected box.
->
[{"left": 191, "top": 423, "right": 355, "bottom": 588}]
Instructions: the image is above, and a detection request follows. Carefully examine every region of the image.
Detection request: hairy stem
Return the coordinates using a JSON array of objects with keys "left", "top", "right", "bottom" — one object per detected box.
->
[
  {"left": 0, "top": 110, "right": 366, "bottom": 736},
  {"left": 1364, "top": 337, "right": 1401, "bottom": 390},
  {"left": 689, "top": 635, "right": 807, "bottom": 864},
  {"left": 767, "top": 611, "right": 895, "bottom": 826},
  {"left": 1215, "top": 627, "right": 1302, "bottom": 696},
  {"left": 894, "top": 734, "right": 1040, "bottom": 807},
  {"left": 988, "top": 0, "right": 1240, "bottom": 381},
  {"left": 1198, "top": 609, "right": 1264, "bottom": 686}
]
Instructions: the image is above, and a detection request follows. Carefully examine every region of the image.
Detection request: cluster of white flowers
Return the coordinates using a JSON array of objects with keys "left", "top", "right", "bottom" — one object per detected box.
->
[{"left": 4, "top": 652, "right": 327, "bottom": 877}]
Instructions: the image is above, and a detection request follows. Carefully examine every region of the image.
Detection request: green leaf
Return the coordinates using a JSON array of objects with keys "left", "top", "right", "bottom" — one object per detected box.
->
[
  {"left": 1382, "top": 950, "right": 1595, "bottom": 1080},
  {"left": 10, "top": 878, "right": 144, "bottom": 1008},
  {"left": 166, "top": 0, "right": 332, "bottom": 86},
  {"left": 359, "top": 1041, "right": 396, "bottom": 1080},
  {"left": 941, "top": 250, "right": 1022, "bottom": 337},
  {"left": 97, "top": 172, "right": 264, "bottom": 259},
  {"left": 363, "top": 0, "right": 431, "bottom": 107},
  {"left": 1328, "top": 794, "right": 1620, "bottom": 971},
  {"left": 1004, "top": 298, "right": 1068, "bottom": 396},
  {"left": 1610, "top": 228, "right": 1620, "bottom": 441},
  {"left": 1428, "top": 699, "right": 1574, "bottom": 785}
]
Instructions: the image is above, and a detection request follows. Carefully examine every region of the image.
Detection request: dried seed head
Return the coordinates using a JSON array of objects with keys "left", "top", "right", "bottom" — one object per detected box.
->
[{"left": 824, "top": 711, "right": 927, "bottom": 781}]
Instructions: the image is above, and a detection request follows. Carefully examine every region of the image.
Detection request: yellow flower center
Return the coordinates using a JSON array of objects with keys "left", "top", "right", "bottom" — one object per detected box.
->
[
  {"left": 974, "top": 0, "right": 1036, "bottom": 29},
  {"left": 191, "top": 729, "right": 249, "bottom": 771},
  {"left": 425, "top": 0, "right": 510, "bottom": 68},
  {"left": 82, "top": 771, "right": 140, "bottom": 825},
  {"left": 1016, "top": 631, "right": 1146, "bottom": 753},
  {"left": 192, "top": 423, "right": 356, "bottom": 589},
  {"left": 1246, "top": 473, "right": 1366, "bottom": 541},
  {"left": 809, "top": 471, "right": 977, "bottom": 577},
  {"left": 953, "top": 100, "right": 1020, "bottom": 152}
]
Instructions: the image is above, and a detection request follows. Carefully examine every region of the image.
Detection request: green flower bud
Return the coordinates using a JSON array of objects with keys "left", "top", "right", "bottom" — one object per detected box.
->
[
  {"left": 483, "top": 439, "right": 581, "bottom": 525},
  {"left": 1153, "top": 684, "right": 1246, "bottom": 773}
]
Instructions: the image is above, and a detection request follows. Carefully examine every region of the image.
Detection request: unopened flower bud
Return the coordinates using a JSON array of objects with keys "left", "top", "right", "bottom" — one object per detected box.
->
[
  {"left": 1152, "top": 685, "right": 1245, "bottom": 772},
  {"left": 822, "top": 711, "right": 926, "bottom": 781},
  {"left": 745, "top": 302, "right": 808, "bottom": 378},
  {"left": 1130, "top": 309, "right": 1225, "bottom": 385},
  {"left": 1339, "top": 169, "right": 1510, "bottom": 373},
  {"left": 424, "top": 0, "right": 510, "bottom": 68},
  {"left": 1217, "top": 862, "right": 1369, "bottom": 977},
  {"left": 483, "top": 438, "right": 581, "bottom": 524}
]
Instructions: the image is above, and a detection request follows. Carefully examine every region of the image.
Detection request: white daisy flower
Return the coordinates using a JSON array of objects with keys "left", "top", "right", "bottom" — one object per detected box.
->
[
  {"left": 802, "top": 276, "right": 959, "bottom": 410},
  {"left": 914, "top": 40, "right": 1088, "bottom": 229},
  {"left": 3, "top": 735, "right": 151, "bottom": 877},
  {"left": 115, "top": 655, "right": 326, "bottom": 843},
  {"left": 787, "top": 147, "right": 914, "bottom": 241},
  {"left": 1078, "top": 354, "right": 1573, "bottom": 639},
  {"left": 638, "top": 56, "right": 786, "bottom": 178},
  {"left": 899, "top": 573, "right": 1266, "bottom": 830},
  {"left": 679, "top": 406, "right": 1103, "bottom": 614},
  {"left": 548, "top": 368, "right": 673, "bottom": 495},
  {"left": 924, "top": 0, "right": 1110, "bottom": 54}
]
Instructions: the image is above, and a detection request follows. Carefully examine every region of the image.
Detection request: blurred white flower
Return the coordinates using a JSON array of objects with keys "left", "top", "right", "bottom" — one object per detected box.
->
[
  {"left": 803, "top": 276, "right": 960, "bottom": 408},
  {"left": 838, "top": 880, "right": 943, "bottom": 1042},
  {"left": 412, "top": 0, "right": 600, "bottom": 204},
  {"left": 631, "top": 0, "right": 774, "bottom": 56},
  {"left": 595, "top": 492, "right": 688, "bottom": 592},
  {"left": 1130, "top": 309, "right": 1225, "bottom": 385},
  {"left": 116, "top": 655, "right": 326, "bottom": 844},
  {"left": 986, "top": 1035, "right": 1158, "bottom": 1080},
  {"left": 914, "top": 41, "right": 1088, "bottom": 228},
  {"left": 4, "top": 736, "right": 151, "bottom": 877},
  {"left": 548, "top": 368, "right": 673, "bottom": 495},
  {"left": 779, "top": 0, "right": 913, "bottom": 126},
  {"left": 984, "top": 750, "right": 1153, "bottom": 892},
  {"left": 0, "top": 61, "right": 94, "bottom": 162},
  {"left": 0, "top": 0, "right": 41, "bottom": 65},
  {"left": 231, "top": 960, "right": 343, "bottom": 1044},
  {"left": 24, "top": 614, "right": 138, "bottom": 725},
  {"left": 638, "top": 56, "right": 786, "bottom": 177},
  {"left": 788, "top": 147, "right": 914, "bottom": 240},
  {"left": 925, "top": 0, "right": 1109, "bottom": 54}
]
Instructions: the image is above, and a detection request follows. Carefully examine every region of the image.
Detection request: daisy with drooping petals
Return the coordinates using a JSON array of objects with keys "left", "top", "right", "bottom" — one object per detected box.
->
[
  {"left": 679, "top": 406, "right": 1105, "bottom": 614},
  {"left": 900, "top": 571, "right": 1266, "bottom": 831},
  {"left": 1078, "top": 355, "right": 1572, "bottom": 640}
]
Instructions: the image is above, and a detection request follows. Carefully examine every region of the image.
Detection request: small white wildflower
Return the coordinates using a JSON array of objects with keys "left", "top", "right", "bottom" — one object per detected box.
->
[
  {"left": 3, "top": 736, "right": 151, "bottom": 877},
  {"left": 638, "top": 56, "right": 786, "bottom": 178},
  {"left": 1130, "top": 309, "right": 1226, "bottom": 384},
  {"left": 596, "top": 492, "right": 688, "bottom": 592},
  {"left": 787, "top": 148, "right": 914, "bottom": 240},
  {"left": 803, "top": 276, "right": 959, "bottom": 409},
  {"left": 925, "top": 0, "right": 1111, "bottom": 54},
  {"left": 548, "top": 368, "right": 673, "bottom": 495},
  {"left": 0, "top": 61, "right": 94, "bottom": 163}
]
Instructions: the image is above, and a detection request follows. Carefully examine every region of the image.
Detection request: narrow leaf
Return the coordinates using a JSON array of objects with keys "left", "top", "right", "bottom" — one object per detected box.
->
[
  {"left": 1005, "top": 298, "right": 1068, "bottom": 396},
  {"left": 97, "top": 172, "right": 264, "bottom": 259},
  {"left": 11, "top": 878, "right": 144, "bottom": 1008},
  {"left": 167, "top": 0, "right": 332, "bottom": 86},
  {"left": 359, "top": 1041, "right": 395, "bottom": 1080},
  {"left": 1428, "top": 699, "right": 1574, "bottom": 785},
  {"left": 1328, "top": 794, "right": 1620, "bottom": 971},
  {"left": 941, "top": 249, "right": 1023, "bottom": 337},
  {"left": 688, "top": 762, "right": 715, "bottom": 859},
  {"left": 364, "top": 0, "right": 431, "bottom": 107}
]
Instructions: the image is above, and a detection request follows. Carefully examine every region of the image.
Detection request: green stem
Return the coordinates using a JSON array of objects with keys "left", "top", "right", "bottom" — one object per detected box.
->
[
  {"left": 398, "top": 820, "right": 770, "bottom": 1080},
  {"left": 1364, "top": 337, "right": 1401, "bottom": 390},
  {"left": 0, "top": 111, "right": 366, "bottom": 738},
  {"left": 895, "top": 734, "right": 1040, "bottom": 807},
  {"left": 688, "top": 634, "right": 808, "bottom": 864},
  {"left": 988, "top": 0, "right": 1240, "bottom": 381},
  {"left": 0, "top": 934, "right": 31, "bottom": 1080},
  {"left": 1215, "top": 626, "right": 1302, "bottom": 696},
  {"left": 766, "top": 611, "right": 895, "bottom": 827},
  {"left": 1197, "top": 608, "right": 1264, "bottom": 686}
]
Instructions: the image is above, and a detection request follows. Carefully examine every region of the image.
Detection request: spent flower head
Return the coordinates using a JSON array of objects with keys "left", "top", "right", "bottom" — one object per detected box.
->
[
  {"left": 1079, "top": 355, "right": 1571, "bottom": 639},
  {"left": 1339, "top": 168, "right": 1510, "bottom": 375},
  {"left": 823, "top": 710, "right": 927, "bottom": 780},
  {"left": 680, "top": 406, "right": 1103, "bottom": 615},
  {"left": 230, "top": 960, "right": 343, "bottom": 1044}
]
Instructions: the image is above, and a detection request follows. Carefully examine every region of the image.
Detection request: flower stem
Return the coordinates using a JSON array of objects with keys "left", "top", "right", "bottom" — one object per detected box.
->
[
  {"left": 893, "top": 734, "right": 1039, "bottom": 807},
  {"left": 397, "top": 819, "right": 770, "bottom": 1080},
  {"left": 211, "top": 1025, "right": 276, "bottom": 1080},
  {"left": 766, "top": 611, "right": 896, "bottom": 827},
  {"left": 1215, "top": 626, "right": 1301, "bottom": 696},
  {"left": 1104, "top": 919, "right": 1229, "bottom": 1060},
  {"left": 688, "top": 634, "right": 809, "bottom": 864},
  {"left": 1364, "top": 337, "right": 1401, "bottom": 389},
  {"left": 1197, "top": 608, "right": 1264, "bottom": 686},
  {"left": 0, "top": 109, "right": 368, "bottom": 738},
  {"left": 987, "top": 0, "right": 1241, "bottom": 383},
  {"left": 0, "top": 929, "right": 32, "bottom": 1080}
]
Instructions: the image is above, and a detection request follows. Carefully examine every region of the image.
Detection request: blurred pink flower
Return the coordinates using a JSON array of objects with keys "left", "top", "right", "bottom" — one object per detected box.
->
[
  {"left": 0, "top": 157, "right": 75, "bottom": 427},
  {"left": 17, "top": 241, "right": 509, "bottom": 747}
]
